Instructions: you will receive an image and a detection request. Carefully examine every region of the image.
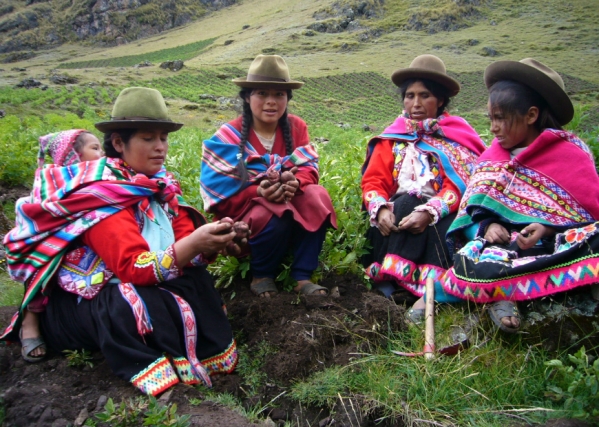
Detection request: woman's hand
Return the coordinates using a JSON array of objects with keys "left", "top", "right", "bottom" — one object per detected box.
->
[
  {"left": 190, "top": 221, "right": 237, "bottom": 256},
  {"left": 516, "top": 223, "right": 554, "bottom": 250},
  {"left": 398, "top": 211, "right": 431, "bottom": 234},
  {"left": 258, "top": 180, "right": 286, "bottom": 203},
  {"left": 377, "top": 208, "right": 398, "bottom": 236},
  {"left": 484, "top": 223, "right": 510, "bottom": 245},
  {"left": 280, "top": 167, "right": 299, "bottom": 202}
]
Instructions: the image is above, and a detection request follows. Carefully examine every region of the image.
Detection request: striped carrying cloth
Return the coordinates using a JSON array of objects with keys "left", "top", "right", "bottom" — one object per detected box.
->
[{"left": 2, "top": 157, "right": 193, "bottom": 340}]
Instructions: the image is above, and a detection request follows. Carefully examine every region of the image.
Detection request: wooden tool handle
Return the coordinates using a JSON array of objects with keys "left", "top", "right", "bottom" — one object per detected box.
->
[{"left": 424, "top": 276, "right": 435, "bottom": 360}]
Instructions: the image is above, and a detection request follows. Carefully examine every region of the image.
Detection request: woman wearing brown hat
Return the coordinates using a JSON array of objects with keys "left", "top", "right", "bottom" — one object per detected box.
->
[
  {"left": 201, "top": 55, "right": 337, "bottom": 297},
  {"left": 361, "top": 54, "right": 486, "bottom": 322},
  {"left": 445, "top": 58, "right": 599, "bottom": 333},
  {"left": 5, "top": 87, "right": 239, "bottom": 395}
]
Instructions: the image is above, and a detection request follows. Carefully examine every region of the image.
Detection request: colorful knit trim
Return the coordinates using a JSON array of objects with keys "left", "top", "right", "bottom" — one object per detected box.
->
[
  {"left": 172, "top": 357, "right": 201, "bottom": 385},
  {"left": 202, "top": 339, "right": 238, "bottom": 375},
  {"left": 131, "top": 356, "right": 179, "bottom": 396},
  {"left": 443, "top": 256, "right": 599, "bottom": 303},
  {"left": 118, "top": 282, "right": 153, "bottom": 336},
  {"left": 134, "top": 244, "right": 180, "bottom": 283},
  {"left": 366, "top": 255, "right": 447, "bottom": 297}
]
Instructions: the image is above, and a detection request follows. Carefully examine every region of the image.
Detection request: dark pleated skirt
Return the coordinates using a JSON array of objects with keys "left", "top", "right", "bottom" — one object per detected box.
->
[{"left": 41, "top": 266, "right": 235, "bottom": 383}]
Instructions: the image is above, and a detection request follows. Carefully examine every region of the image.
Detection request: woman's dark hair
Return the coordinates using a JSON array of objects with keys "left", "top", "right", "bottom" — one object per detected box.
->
[
  {"left": 236, "top": 88, "right": 294, "bottom": 183},
  {"left": 399, "top": 78, "right": 452, "bottom": 118},
  {"left": 102, "top": 129, "right": 138, "bottom": 158},
  {"left": 488, "top": 80, "right": 562, "bottom": 131}
]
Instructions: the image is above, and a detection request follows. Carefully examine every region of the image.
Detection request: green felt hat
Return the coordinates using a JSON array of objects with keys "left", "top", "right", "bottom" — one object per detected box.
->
[
  {"left": 232, "top": 55, "right": 304, "bottom": 89},
  {"left": 484, "top": 58, "right": 573, "bottom": 125},
  {"left": 95, "top": 87, "right": 183, "bottom": 133}
]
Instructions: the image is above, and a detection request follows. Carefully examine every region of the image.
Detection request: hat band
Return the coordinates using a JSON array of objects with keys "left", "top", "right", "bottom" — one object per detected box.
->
[
  {"left": 246, "top": 73, "right": 289, "bottom": 83},
  {"left": 111, "top": 116, "right": 172, "bottom": 122}
]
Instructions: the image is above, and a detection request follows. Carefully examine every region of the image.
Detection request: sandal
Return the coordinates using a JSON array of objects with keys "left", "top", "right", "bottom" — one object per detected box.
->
[
  {"left": 296, "top": 282, "right": 329, "bottom": 296},
  {"left": 20, "top": 329, "right": 47, "bottom": 363},
  {"left": 488, "top": 300, "right": 520, "bottom": 334},
  {"left": 405, "top": 307, "right": 425, "bottom": 325},
  {"left": 250, "top": 278, "right": 278, "bottom": 297}
]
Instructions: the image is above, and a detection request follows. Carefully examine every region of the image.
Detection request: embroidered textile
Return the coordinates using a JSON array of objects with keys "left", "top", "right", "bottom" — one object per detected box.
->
[
  {"left": 449, "top": 129, "right": 599, "bottom": 235},
  {"left": 38, "top": 129, "right": 85, "bottom": 167},
  {"left": 131, "top": 356, "right": 179, "bottom": 396}
]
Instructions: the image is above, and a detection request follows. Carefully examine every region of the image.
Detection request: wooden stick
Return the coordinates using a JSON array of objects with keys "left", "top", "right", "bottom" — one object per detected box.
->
[{"left": 424, "top": 276, "right": 435, "bottom": 360}]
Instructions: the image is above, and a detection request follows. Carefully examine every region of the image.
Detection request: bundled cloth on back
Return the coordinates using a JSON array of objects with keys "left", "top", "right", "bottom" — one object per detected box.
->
[
  {"left": 444, "top": 129, "right": 599, "bottom": 302},
  {"left": 2, "top": 157, "right": 197, "bottom": 341}
]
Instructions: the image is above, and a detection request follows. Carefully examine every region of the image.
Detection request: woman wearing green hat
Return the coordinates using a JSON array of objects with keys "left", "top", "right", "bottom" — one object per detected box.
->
[
  {"left": 4, "top": 87, "right": 239, "bottom": 395},
  {"left": 444, "top": 58, "right": 599, "bottom": 333},
  {"left": 201, "top": 55, "right": 337, "bottom": 297}
]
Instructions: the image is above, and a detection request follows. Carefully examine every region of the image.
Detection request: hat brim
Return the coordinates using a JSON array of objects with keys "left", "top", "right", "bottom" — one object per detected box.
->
[
  {"left": 484, "top": 61, "right": 573, "bottom": 125},
  {"left": 95, "top": 120, "right": 183, "bottom": 133},
  {"left": 391, "top": 68, "right": 460, "bottom": 97},
  {"left": 232, "top": 78, "right": 304, "bottom": 89}
]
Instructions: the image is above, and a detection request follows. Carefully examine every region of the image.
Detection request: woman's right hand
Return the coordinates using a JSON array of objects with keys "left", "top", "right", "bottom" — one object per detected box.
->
[
  {"left": 484, "top": 223, "right": 510, "bottom": 245},
  {"left": 257, "top": 180, "right": 286, "bottom": 203},
  {"left": 377, "top": 208, "right": 398, "bottom": 236},
  {"left": 188, "top": 221, "right": 237, "bottom": 256}
]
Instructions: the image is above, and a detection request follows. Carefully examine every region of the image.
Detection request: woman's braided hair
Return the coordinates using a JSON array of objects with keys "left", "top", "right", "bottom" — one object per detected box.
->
[{"left": 236, "top": 88, "right": 294, "bottom": 183}]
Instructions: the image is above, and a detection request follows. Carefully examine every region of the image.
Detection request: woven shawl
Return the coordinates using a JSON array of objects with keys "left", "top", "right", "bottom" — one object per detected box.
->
[
  {"left": 200, "top": 123, "right": 319, "bottom": 211},
  {"left": 361, "top": 112, "right": 486, "bottom": 195},
  {"left": 3, "top": 157, "right": 199, "bottom": 312},
  {"left": 448, "top": 129, "right": 599, "bottom": 235}
]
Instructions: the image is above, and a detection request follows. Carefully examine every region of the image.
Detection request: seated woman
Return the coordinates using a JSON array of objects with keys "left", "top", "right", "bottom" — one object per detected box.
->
[
  {"left": 444, "top": 59, "right": 599, "bottom": 333},
  {"left": 201, "top": 55, "right": 337, "bottom": 297},
  {"left": 361, "top": 54, "right": 486, "bottom": 322},
  {"left": 3, "top": 87, "right": 239, "bottom": 395}
]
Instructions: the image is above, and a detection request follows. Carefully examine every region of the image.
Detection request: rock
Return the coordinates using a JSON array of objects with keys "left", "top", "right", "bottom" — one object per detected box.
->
[
  {"left": 242, "top": 24, "right": 250, "bottom": 29},
  {"left": 337, "top": 122, "right": 351, "bottom": 130},
  {"left": 94, "top": 395, "right": 108, "bottom": 412},
  {"left": 468, "top": 38, "right": 479, "bottom": 46},
  {"left": 2, "top": 51, "right": 35, "bottom": 63},
  {"left": 216, "top": 73, "right": 229, "bottom": 79},
  {"left": 0, "top": 109, "right": 5, "bottom": 118},
  {"left": 159, "top": 60, "right": 184, "bottom": 71},
  {"left": 200, "top": 94, "right": 217, "bottom": 100},
  {"left": 15, "top": 77, "right": 41, "bottom": 88},
  {"left": 183, "top": 104, "right": 199, "bottom": 110},
  {"left": 133, "top": 60, "right": 152, "bottom": 68},
  {"left": 224, "top": 39, "right": 234, "bottom": 45},
  {"left": 304, "top": 29, "right": 315, "bottom": 36},
  {"left": 481, "top": 46, "right": 499, "bottom": 57},
  {"left": 73, "top": 408, "right": 88, "bottom": 426},
  {"left": 49, "top": 74, "right": 78, "bottom": 85},
  {"left": 11, "top": 67, "right": 26, "bottom": 72}
]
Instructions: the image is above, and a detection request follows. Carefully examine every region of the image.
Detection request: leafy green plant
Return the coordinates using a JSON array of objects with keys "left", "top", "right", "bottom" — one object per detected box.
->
[
  {"left": 95, "top": 397, "right": 147, "bottom": 426},
  {"left": 143, "top": 396, "right": 191, "bottom": 427},
  {"left": 63, "top": 349, "right": 94, "bottom": 368},
  {"left": 236, "top": 341, "right": 278, "bottom": 393},
  {"left": 545, "top": 346, "right": 599, "bottom": 419}
]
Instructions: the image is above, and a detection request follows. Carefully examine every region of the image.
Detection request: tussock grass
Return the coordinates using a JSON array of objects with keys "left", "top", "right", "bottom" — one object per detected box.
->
[{"left": 291, "top": 305, "right": 562, "bottom": 426}]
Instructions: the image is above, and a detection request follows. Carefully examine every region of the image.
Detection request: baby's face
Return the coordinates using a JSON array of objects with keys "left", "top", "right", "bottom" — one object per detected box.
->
[{"left": 78, "top": 134, "right": 104, "bottom": 161}]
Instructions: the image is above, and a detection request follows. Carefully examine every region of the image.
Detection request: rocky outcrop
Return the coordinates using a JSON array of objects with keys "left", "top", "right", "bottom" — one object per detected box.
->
[
  {"left": 0, "top": 0, "right": 238, "bottom": 54},
  {"left": 308, "top": 0, "right": 382, "bottom": 34}
]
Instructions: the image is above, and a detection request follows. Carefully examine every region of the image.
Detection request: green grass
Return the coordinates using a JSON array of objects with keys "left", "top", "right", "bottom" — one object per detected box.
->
[
  {"left": 290, "top": 305, "right": 565, "bottom": 426},
  {"left": 58, "top": 38, "right": 216, "bottom": 69}
]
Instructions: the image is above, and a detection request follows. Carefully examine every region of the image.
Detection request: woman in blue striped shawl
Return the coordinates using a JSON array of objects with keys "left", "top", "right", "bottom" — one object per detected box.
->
[{"left": 201, "top": 55, "right": 337, "bottom": 297}]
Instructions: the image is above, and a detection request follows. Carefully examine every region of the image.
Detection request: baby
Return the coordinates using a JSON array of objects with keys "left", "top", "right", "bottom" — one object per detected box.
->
[{"left": 21, "top": 129, "right": 103, "bottom": 362}]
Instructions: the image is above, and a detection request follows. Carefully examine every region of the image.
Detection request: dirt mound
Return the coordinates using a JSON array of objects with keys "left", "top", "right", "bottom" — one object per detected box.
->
[{"left": 0, "top": 274, "right": 405, "bottom": 426}]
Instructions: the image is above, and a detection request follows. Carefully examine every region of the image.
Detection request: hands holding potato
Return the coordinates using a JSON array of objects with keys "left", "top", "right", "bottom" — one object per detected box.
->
[{"left": 258, "top": 166, "right": 299, "bottom": 203}]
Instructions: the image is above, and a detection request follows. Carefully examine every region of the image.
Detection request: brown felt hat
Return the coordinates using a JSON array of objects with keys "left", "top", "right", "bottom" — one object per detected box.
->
[
  {"left": 484, "top": 58, "right": 573, "bottom": 125},
  {"left": 232, "top": 55, "right": 304, "bottom": 89},
  {"left": 391, "top": 54, "right": 460, "bottom": 96},
  {"left": 95, "top": 87, "right": 183, "bottom": 133}
]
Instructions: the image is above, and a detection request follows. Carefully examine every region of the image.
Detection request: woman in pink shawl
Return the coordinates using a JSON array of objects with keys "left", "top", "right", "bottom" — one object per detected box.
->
[
  {"left": 445, "top": 59, "right": 599, "bottom": 333},
  {"left": 361, "top": 55, "right": 486, "bottom": 323}
]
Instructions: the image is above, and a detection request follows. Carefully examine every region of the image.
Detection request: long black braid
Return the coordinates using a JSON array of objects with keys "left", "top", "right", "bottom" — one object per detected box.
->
[{"left": 236, "top": 88, "right": 294, "bottom": 185}]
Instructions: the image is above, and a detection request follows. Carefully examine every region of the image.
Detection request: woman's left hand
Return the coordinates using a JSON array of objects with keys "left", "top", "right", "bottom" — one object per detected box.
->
[
  {"left": 516, "top": 223, "right": 554, "bottom": 250},
  {"left": 280, "top": 167, "right": 299, "bottom": 202},
  {"left": 398, "top": 211, "right": 432, "bottom": 234}
]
